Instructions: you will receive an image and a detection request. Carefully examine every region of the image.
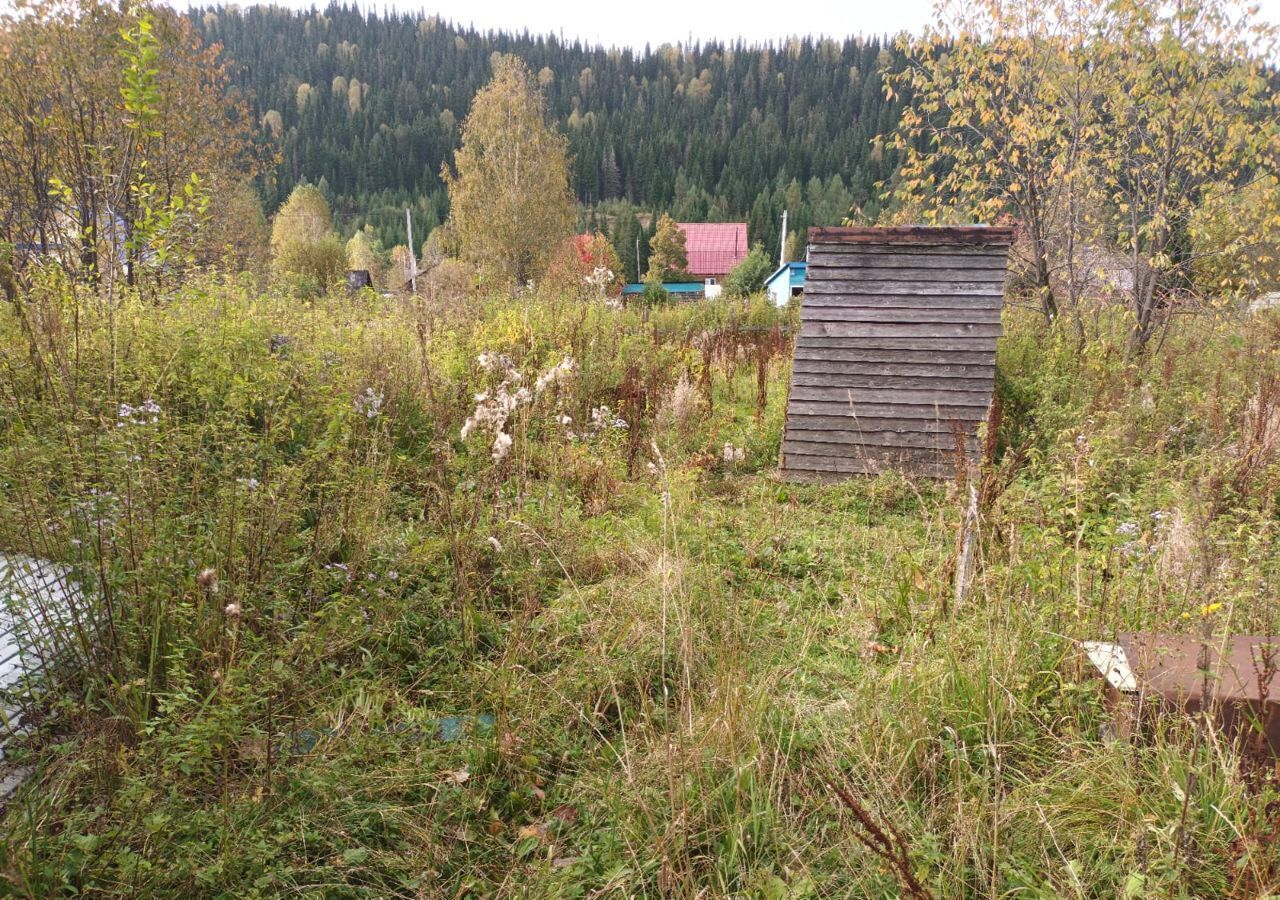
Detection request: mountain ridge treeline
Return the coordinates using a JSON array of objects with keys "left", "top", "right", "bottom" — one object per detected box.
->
[{"left": 192, "top": 3, "right": 910, "bottom": 258}]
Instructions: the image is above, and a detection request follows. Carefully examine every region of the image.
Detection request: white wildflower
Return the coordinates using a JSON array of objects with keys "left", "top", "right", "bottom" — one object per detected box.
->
[
  {"left": 587, "top": 405, "right": 628, "bottom": 432},
  {"left": 197, "top": 567, "right": 218, "bottom": 592},
  {"left": 534, "top": 357, "right": 577, "bottom": 393},
  {"left": 117, "top": 399, "right": 161, "bottom": 427},
  {"left": 584, "top": 266, "right": 614, "bottom": 292},
  {"left": 223, "top": 601, "right": 242, "bottom": 618},
  {"left": 487, "top": 536, "right": 502, "bottom": 553},
  {"left": 722, "top": 442, "right": 745, "bottom": 464},
  {"left": 354, "top": 387, "right": 384, "bottom": 420},
  {"left": 71, "top": 488, "right": 120, "bottom": 527},
  {"left": 492, "top": 431, "right": 513, "bottom": 461},
  {"left": 477, "top": 352, "right": 515, "bottom": 374}
]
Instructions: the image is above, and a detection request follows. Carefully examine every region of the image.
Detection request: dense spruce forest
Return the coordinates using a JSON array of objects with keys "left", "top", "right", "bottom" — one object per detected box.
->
[{"left": 192, "top": 4, "right": 908, "bottom": 270}]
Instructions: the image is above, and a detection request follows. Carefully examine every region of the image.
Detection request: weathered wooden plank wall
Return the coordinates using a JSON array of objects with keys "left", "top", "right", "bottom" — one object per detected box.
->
[{"left": 781, "top": 226, "right": 1014, "bottom": 481}]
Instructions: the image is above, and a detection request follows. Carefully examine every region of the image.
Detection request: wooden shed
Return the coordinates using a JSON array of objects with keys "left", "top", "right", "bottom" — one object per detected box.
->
[{"left": 780, "top": 225, "right": 1014, "bottom": 480}]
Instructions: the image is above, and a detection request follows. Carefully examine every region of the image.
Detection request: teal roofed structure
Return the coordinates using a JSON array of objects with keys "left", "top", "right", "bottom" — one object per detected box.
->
[{"left": 620, "top": 282, "right": 708, "bottom": 299}]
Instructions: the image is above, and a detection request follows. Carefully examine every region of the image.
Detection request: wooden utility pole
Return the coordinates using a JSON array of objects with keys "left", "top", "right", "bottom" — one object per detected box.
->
[
  {"left": 779, "top": 209, "right": 788, "bottom": 266},
  {"left": 406, "top": 208, "right": 417, "bottom": 294}
]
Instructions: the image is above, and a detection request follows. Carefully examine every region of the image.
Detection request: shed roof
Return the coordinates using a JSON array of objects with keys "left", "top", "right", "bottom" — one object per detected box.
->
[
  {"left": 808, "top": 225, "right": 1017, "bottom": 245},
  {"left": 780, "top": 226, "right": 1013, "bottom": 480},
  {"left": 678, "top": 223, "right": 748, "bottom": 277},
  {"left": 765, "top": 261, "right": 806, "bottom": 287}
]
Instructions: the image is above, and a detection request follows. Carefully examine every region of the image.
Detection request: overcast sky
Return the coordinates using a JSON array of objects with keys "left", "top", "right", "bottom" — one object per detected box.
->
[
  {"left": 8, "top": 0, "right": 1279, "bottom": 49},
  {"left": 159, "top": 0, "right": 1280, "bottom": 52}
]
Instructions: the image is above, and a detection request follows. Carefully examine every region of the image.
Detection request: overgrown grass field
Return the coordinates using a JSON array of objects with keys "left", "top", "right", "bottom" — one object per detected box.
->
[{"left": 2, "top": 277, "right": 1280, "bottom": 897}]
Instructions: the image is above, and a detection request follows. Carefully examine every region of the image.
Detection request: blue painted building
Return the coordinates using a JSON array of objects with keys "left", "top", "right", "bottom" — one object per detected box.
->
[{"left": 765, "top": 261, "right": 806, "bottom": 306}]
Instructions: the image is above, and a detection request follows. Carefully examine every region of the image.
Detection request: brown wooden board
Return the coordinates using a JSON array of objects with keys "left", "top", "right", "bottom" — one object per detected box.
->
[
  {"left": 783, "top": 414, "right": 983, "bottom": 430},
  {"left": 792, "top": 348, "right": 997, "bottom": 366},
  {"left": 782, "top": 450, "right": 958, "bottom": 479},
  {"left": 784, "top": 438, "right": 970, "bottom": 461},
  {"left": 784, "top": 463, "right": 955, "bottom": 481},
  {"left": 809, "top": 225, "right": 1016, "bottom": 246},
  {"left": 785, "top": 416, "right": 989, "bottom": 435},
  {"left": 798, "top": 295, "right": 998, "bottom": 313},
  {"left": 784, "top": 429, "right": 978, "bottom": 450},
  {"left": 804, "top": 266, "right": 1009, "bottom": 284},
  {"left": 800, "top": 321, "right": 1003, "bottom": 339},
  {"left": 802, "top": 280, "right": 1006, "bottom": 296},
  {"left": 796, "top": 337, "right": 997, "bottom": 351},
  {"left": 801, "top": 307, "right": 1003, "bottom": 325},
  {"left": 806, "top": 252, "right": 1009, "bottom": 269},
  {"left": 791, "top": 359, "right": 996, "bottom": 378},
  {"left": 788, "top": 385, "right": 994, "bottom": 405},
  {"left": 786, "top": 400, "right": 990, "bottom": 419},
  {"left": 789, "top": 373, "right": 996, "bottom": 391}
]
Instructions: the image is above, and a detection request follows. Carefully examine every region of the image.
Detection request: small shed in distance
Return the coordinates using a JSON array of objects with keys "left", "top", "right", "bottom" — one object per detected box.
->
[
  {"left": 780, "top": 225, "right": 1014, "bottom": 480},
  {"left": 765, "top": 261, "right": 806, "bottom": 306}
]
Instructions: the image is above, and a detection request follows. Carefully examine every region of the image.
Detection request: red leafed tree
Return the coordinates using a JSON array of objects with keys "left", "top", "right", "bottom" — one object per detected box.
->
[{"left": 544, "top": 232, "right": 623, "bottom": 299}]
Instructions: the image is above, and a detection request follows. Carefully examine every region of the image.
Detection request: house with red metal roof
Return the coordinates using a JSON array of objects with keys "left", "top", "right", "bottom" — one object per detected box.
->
[{"left": 677, "top": 222, "right": 748, "bottom": 291}]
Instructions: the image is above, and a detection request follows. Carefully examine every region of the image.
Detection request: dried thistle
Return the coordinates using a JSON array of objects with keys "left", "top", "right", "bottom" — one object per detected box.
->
[{"left": 197, "top": 567, "right": 219, "bottom": 593}]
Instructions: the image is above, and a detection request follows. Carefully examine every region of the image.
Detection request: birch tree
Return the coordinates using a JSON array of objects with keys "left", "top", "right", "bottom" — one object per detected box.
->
[{"left": 442, "top": 55, "right": 574, "bottom": 289}]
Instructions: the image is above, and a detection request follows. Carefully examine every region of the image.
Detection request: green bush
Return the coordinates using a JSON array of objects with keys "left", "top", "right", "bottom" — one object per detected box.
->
[
  {"left": 271, "top": 233, "right": 348, "bottom": 295},
  {"left": 724, "top": 242, "right": 774, "bottom": 297}
]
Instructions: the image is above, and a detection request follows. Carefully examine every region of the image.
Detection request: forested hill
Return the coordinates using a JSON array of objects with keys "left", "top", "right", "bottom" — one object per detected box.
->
[{"left": 192, "top": 4, "right": 909, "bottom": 258}]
